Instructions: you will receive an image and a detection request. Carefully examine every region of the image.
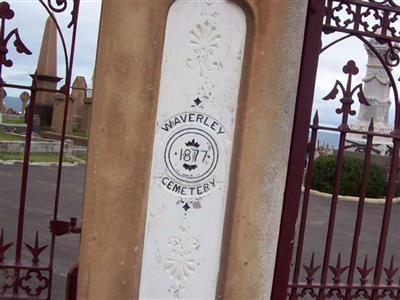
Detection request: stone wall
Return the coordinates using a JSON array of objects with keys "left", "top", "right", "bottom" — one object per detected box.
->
[
  {"left": 0, "top": 123, "right": 27, "bottom": 134},
  {"left": 0, "top": 139, "right": 73, "bottom": 155}
]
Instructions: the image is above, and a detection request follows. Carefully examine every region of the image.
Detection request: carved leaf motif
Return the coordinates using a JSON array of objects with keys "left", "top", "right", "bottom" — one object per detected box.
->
[
  {"left": 186, "top": 20, "right": 222, "bottom": 77},
  {"left": 165, "top": 237, "right": 199, "bottom": 283},
  {"left": 165, "top": 255, "right": 196, "bottom": 282}
]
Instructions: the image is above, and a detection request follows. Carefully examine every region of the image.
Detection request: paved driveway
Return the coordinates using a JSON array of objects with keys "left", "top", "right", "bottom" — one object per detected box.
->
[
  {"left": 295, "top": 193, "right": 400, "bottom": 287},
  {"left": 1, "top": 164, "right": 399, "bottom": 299},
  {"left": 1, "top": 164, "right": 85, "bottom": 300}
]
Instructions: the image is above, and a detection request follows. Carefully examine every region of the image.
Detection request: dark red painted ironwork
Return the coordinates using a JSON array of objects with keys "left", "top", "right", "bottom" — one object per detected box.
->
[
  {"left": 0, "top": 1, "right": 81, "bottom": 299},
  {"left": 65, "top": 265, "right": 78, "bottom": 300},
  {"left": 272, "top": 0, "right": 325, "bottom": 298},
  {"left": 272, "top": 0, "right": 400, "bottom": 298}
]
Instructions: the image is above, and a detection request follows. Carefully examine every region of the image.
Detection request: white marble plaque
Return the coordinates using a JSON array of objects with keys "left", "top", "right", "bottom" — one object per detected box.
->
[{"left": 139, "top": 1, "right": 246, "bottom": 298}]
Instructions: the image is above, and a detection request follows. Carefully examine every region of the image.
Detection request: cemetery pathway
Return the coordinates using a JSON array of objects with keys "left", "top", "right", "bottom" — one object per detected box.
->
[
  {"left": 1, "top": 164, "right": 84, "bottom": 300},
  {"left": 1, "top": 164, "right": 399, "bottom": 298}
]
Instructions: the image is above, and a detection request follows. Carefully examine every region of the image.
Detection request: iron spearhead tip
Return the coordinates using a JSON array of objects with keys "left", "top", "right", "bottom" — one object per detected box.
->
[
  {"left": 313, "top": 110, "right": 319, "bottom": 125},
  {"left": 369, "top": 118, "right": 374, "bottom": 131}
]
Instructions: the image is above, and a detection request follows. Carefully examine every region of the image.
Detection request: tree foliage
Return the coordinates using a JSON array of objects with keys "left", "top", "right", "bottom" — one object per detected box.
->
[{"left": 311, "top": 155, "right": 385, "bottom": 198}]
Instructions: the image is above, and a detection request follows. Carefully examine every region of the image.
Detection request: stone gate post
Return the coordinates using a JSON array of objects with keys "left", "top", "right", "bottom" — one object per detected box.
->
[{"left": 78, "top": 1, "right": 308, "bottom": 299}]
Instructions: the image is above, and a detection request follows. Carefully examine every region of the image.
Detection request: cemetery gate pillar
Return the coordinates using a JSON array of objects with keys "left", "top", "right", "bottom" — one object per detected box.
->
[{"left": 77, "top": 0, "right": 308, "bottom": 299}]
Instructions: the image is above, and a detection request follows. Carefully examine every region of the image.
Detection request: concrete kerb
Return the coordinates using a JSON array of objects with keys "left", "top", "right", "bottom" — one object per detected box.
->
[
  {"left": 302, "top": 186, "right": 400, "bottom": 204},
  {"left": 0, "top": 140, "right": 74, "bottom": 155}
]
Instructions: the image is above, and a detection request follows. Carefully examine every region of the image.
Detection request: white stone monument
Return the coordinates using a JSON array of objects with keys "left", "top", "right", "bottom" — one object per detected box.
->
[
  {"left": 347, "top": 39, "right": 393, "bottom": 155},
  {"left": 139, "top": 1, "right": 246, "bottom": 298}
]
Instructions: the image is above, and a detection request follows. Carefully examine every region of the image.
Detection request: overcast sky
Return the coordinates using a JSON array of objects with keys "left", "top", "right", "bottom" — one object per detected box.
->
[
  {"left": 4, "top": 0, "right": 101, "bottom": 94},
  {"left": 315, "top": 32, "right": 399, "bottom": 127},
  {"left": 4, "top": 1, "right": 399, "bottom": 129}
]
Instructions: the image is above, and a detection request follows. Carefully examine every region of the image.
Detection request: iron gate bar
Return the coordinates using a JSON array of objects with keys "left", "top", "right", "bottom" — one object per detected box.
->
[
  {"left": 290, "top": 112, "right": 320, "bottom": 299},
  {"left": 0, "top": 265, "right": 48, "bottom": 271},
  {"left": 13, "top": 74, "right": 38, "bottom": 295},
  {"left": 314, "top": 125, "right": 395, "bottom": 139},
  {"left": 272, "top": 0, "right": 400, "bottom": 298},
  {"left": 15, "top": 74, "right": 37, "bottom": 264},
  {"left": 1, "top": 83, "right": 61, "bottom": 93},
  {"left": 288, "top": 283, "right": 400, "bottom": 289},
  {"left": 317, "top": 58, "right": 369, "bottom": 298},
  {"left": 344, "top": 119, "right": 374, "bottom": 299},
  {"left": 0, "top": 1, "right": 81, "bottom": 298},
  {"left": 48, "top": 1, "right": 80, "bottom": 297},
  {"left": 317, "top": 97, "right": 347, "bottom": 299},
  {"left": 271, "top": 0, "right": 325, "bottom": 298},
  {"left": 371, "top": 138, "right": 400, "bottom": 298}
]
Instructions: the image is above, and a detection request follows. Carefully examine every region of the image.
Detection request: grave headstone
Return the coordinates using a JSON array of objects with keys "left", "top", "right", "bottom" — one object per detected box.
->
[{"left": 20, "top": 91, "right": 30, "bottom": 117}]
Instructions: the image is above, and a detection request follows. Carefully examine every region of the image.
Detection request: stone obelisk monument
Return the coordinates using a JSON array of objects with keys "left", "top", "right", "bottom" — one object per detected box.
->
[
  {"left": 347, "top": 38, "right": 393, "bottom": 155},
  {"left": 32, "top": 16, "right": 61, "bottom": 127}
]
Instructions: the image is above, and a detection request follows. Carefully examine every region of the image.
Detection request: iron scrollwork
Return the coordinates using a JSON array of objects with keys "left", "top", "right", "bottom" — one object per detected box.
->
[
  {"left": 19, "top": 270, "right": 49, "bottom": 297},
  {"left": 323, "top": 60, "right": 369, "bottom": 127},
  {"left": 45, "top": 0, "right": 79, "bottom": 27},
  {"left": 0, "top": 1, "right": 81, "bottom": 299},
  {"left": 369, "top": 0, "right": 400, "bottom": 8},
  {"left": 0, "top": 2, "right": 32, "bottom": 82},
  {"left": 285, "top": 1, "right": 400, "bottom": 298},
  {"left": 325, "top": 0, "right": 400, "bottom": 40}
]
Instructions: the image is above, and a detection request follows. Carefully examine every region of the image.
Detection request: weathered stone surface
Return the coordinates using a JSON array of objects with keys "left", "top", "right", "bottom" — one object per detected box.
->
[
  {"left": 0, "top": 123, "right": 27, "bottom": 134},
  {"left": 51, "top": 94, "right": 74, "bottom": 134},
  {"left": 78, "top": 1, "right": 307, "bottom": 299},
  {"left": 34, "top": 16, "right": 61, "bottom": 127}
]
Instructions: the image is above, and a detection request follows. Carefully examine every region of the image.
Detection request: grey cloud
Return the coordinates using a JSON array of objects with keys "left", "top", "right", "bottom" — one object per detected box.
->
[
  {"left": 4, "top": 1, "right": 399, "bottom": 131},
  {"left": 4, "top": 1, "right": 101, "bottom": 96}
]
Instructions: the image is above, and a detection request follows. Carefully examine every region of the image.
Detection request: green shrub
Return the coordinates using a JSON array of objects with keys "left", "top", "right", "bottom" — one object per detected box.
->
[{"left": 311, "top": 155, "right": 385, "bottom": 198}]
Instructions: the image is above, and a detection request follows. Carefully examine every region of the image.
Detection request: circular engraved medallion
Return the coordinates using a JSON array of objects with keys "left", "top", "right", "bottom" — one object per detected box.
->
[
  {"left": 158, "top": 112, "right": 226, "bottom": 197},
  {"left": 164, "top": 128, "right": 219, "bottom": 184}
]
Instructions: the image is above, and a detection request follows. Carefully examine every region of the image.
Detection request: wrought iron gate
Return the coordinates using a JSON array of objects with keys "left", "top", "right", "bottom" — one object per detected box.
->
[
  {"left": 0, "top": 1, "right": 81, "bottom": 299},
  {"left": 272, "top": 0, "right": 400, "bottom": 299}
]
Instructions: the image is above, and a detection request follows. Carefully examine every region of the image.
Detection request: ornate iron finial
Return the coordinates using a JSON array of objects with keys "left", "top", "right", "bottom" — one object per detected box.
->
[
  {"left": 357, "top": 255, "right": 373, "bottom": 286},
  {"left": 312, "top": 110, "right": 319, "bottom": 128},
  {"left": 0, "top": 228, "right": 12, "bottom": 262},
  {"left": 328, "top": 253, "right": 349, "bottom": 285},
  {"left": 323, "top": 60, "right": 369, "bottom": 128},
  {"left": 0, "top": 2, "right": 32, "bottom": 82},
  {"left": 24, "top": 231, "right": 48, "bottom": 265},
  {"left": 383, "top": 256, "right": 399, "bottom": 285},
  {"left": 303, "top": 253, "right": 321, "bottom": 285}
]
